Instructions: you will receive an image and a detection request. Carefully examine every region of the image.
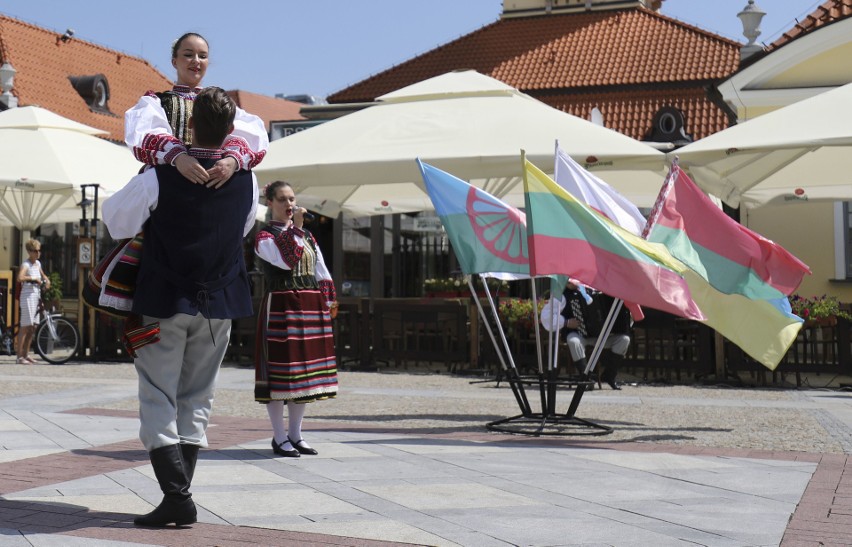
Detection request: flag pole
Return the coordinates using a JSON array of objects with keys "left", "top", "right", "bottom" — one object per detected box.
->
[
  {"left": 570, "top": 158, "right": 679, "bottom": 409},
  {"left": 545, "top": 285, "right": 562, "bottom": 416},
  {"left": 593, "top": 158, "right": 680, "bottom": 370},
  {"left": 528, "top": 276, "right": 550, "bottom": 420},
  {"left": 522, "top": 148, "right": 550, "bottom": 420},
  {"left": 470, "top": 274, "right": 531, "bottom": 415},
  {"left": 530, "top": 278, "right": 545, "bottom": 375}
]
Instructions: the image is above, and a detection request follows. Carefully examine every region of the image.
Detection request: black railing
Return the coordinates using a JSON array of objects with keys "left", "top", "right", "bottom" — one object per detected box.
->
[{"left": 333, "top": 299, "right": 852, "bottom": 385}]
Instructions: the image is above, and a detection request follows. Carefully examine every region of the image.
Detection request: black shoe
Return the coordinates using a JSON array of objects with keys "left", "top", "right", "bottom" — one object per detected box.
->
[
  {"left": 288, "top": 436, "right": 319, "bottom": 455},
  {"left": 271, "top": 438, "right": 300, "bottom": 458},
  {"left": 134, "top": 445, "right": 197, "bottom": 527},
  {"left": 607, "top": 380, "right": 622, "bottom": 390},
  {"left": 134, "top": 495, "right": 197, "bottom": 527}
]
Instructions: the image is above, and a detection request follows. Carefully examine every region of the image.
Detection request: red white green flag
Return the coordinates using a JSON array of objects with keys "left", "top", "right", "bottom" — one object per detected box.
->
[
  {"left": 647, "top": 164, "right": 811, "bottom": 299},
  {"left": 645, "top": 164, "right": 809, "bottom": 369}
]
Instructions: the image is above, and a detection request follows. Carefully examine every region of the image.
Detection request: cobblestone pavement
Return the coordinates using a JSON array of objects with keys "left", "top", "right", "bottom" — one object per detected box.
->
[
  {"left": 1, "top": 357, "right": 851, "bottom": 545},
  {"left": 4, "top": 360, "right": 848, "bottom": 453}
]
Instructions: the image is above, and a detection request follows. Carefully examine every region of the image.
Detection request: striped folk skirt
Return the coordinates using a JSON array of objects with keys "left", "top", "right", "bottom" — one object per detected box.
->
[{"left": 254, "top": 289, "right": 338, "bottom": 403}]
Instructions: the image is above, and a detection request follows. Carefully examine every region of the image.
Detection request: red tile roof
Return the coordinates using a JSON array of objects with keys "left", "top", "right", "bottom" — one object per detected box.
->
[
  {"left": 771, "top": 0, "right": 852, "bottom": 49},
  {"left": 227, "top": 90, "right": 305, "bottom": 129},
  {"left": 327, "top": 7, "right": 741, "bottom": 142},
  {"left": 0, "top": 14, "right": 171, "bottom": 141},
  {"left": 0, "top": 14, "right": 303, "bottom": 142},
  {"left": 543, "top": 86, "right": 728, "bottom": 142}
]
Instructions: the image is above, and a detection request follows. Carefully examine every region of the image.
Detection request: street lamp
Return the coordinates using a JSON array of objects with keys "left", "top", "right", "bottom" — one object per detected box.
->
[
  {"left": 78, "top": 184, "right": 100, "bottom": 239},
  {"left": 77, "top": 184, "right": 99, "bottom": 357},
  {"left": 0, "top": 61, "right": 18, "bottom": 109},
  {"left": 78, "top": 196, "right": 93, "bottom": 237}
]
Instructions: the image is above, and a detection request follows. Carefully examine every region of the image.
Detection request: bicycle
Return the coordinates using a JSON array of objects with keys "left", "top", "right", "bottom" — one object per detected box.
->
[{"left": 1, "top": 285, "right": 80, "bottom": 364}]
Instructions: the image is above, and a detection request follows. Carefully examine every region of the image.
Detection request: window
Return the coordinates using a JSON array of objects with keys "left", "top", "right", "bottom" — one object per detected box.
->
[{"left": 68, "top": 74, "right": 112, "bottom": 114}]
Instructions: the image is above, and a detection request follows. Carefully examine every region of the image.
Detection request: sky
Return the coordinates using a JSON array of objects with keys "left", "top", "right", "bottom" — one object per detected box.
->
[{"left": 1, "top": 0, "right": 825, "bottom": 100}]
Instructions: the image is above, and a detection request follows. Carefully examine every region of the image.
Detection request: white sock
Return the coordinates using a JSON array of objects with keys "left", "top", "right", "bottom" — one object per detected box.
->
[
  {"left": 287, "top": 402, "right": 308, "bottom": 446},
  {"left": 266, "top": 401, "right": 288, "bottom": 445}
]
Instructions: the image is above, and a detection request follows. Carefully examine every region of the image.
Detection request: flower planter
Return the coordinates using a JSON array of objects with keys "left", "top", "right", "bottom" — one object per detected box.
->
[
  {"left": 426, "top": 291, "right": 460, "bottom": 298},
  {"left": 804, "top": 316, "right": 838, "bottom": 328},
  {"left": 473, "top": 290, "right": 508, "bottom": 298}
]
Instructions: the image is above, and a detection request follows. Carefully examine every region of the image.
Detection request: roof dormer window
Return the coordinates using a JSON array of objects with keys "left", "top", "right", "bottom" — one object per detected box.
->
[{"left": 69, "top": 74, "right": 112, "bottom": 114}]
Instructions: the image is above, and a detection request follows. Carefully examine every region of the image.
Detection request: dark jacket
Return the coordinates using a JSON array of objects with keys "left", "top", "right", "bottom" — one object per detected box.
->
[{"left": 132, "top": 161, "right": 254, "bottom": 319}]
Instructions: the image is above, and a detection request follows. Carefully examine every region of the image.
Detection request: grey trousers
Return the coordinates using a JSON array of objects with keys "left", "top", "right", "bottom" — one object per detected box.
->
[
  {"left": 135, "top": 313, "right": 231, "bottom": 451},
  {"left": 566, "top": 331, "right": 630, "bottom": 362}
]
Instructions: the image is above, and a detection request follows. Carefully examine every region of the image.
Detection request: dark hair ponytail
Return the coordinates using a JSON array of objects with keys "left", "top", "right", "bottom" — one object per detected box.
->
[
  {"left": 172, "top": 32, "right": 208, "bottom": 58},
  {"left": 264, "top": 181, "right": 292, "bottom": 202}
]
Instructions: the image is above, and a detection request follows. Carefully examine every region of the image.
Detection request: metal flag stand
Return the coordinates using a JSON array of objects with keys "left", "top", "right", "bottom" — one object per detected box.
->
[
  {"left": 471, "top": 274, "right": 612, "bottom": 436},
  {"left": 489, "top": 157, "right": 681, "bottom": 435}
]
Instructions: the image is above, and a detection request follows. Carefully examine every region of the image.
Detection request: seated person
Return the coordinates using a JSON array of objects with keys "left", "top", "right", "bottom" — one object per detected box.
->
[{"left": 541, "top": 280, "right": 631, "bottom": 390}]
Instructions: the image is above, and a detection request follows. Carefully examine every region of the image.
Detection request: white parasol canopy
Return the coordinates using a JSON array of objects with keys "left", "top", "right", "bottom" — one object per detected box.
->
[
  {"left": 0, "top": 179, "right": 75, "bottom": 231},
  {"left": 0, "top": 106, "right": 139, "bottom": 240},
  {"left": 0, "top": 106, "right": 139, "bottom": 260},
  {"left": 672, "top": 82, "right": 852, "bottom": 208},
  {"left": 256, "top": 70, "right": 667, "bottom": 216}
]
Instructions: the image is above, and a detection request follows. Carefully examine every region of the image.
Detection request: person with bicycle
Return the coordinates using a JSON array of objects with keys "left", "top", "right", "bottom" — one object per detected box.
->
[
  {"left": 16, "top": 239, "right": 50, "bottom": 364},
  {"left": 103, "top": 87, "right": 256, "bottom": 528}
]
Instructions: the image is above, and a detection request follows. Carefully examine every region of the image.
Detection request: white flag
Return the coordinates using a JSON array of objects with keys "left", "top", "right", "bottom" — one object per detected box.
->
[{"left": 554, "top": 142, "right": 646, "bottom": 236}]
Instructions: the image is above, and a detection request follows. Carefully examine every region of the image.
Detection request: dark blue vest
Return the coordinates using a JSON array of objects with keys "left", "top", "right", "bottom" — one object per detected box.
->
[{"left": 132, "top": 161, "right": 254, "bottom": 319}]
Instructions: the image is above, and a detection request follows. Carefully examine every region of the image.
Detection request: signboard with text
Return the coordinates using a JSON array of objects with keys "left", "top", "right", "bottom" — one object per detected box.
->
[
  {"left": 413, "top": 217, "right": 445, "bottom": 233},
  {"left": 269, "top": 120, "right": 324, "bottom": 141}
]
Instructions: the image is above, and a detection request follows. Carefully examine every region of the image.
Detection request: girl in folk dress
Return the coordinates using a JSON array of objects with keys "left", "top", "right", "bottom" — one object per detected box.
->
[
  {"left": 254, "top": 181, "right": 338, "bottom": 458},
  {"left": 102, "top": 32, "right": 268, "bottom": 350},
  {"left": 125, "top": 32, "right": 267, "bottom": 185},
  {"left": 16, "top": 239, "right": 50, "bottom": 364}
]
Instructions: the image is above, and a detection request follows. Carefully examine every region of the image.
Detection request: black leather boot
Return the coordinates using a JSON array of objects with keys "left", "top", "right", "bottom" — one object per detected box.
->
[
  {"left": 180, "top": 444, "right": 200, "bottom": 485},
  {"left": 134, "top": 444, "right": 197, "bottom": 527},
  {"left": 603, "top": 354, "right": 622, "bottom": 390},
  {"left": 573, "top": 357, "right": 594, "bottom": 390},
  {"left": 573, "top": 357, "right": 588, "bottom": 378}
]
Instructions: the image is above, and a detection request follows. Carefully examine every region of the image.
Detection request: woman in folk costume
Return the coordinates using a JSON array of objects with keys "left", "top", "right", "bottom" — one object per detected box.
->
[
  {"left": 102, "top": 32, "right": 268, "bottom": 353},
  {"left": 255, "top": 181, "right": 338, "bottom": 458},
  {"left": 125, "top": 31, "right": 267, "bottom": 184}
]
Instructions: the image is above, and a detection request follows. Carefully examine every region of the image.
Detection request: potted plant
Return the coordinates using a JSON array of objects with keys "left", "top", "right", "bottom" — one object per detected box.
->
[
  {"left": 423, "top": 277, "right": 464, "bottom": 298},
  {"left": 473, "top": 276, "right": 510, "bottom": 297},
  {"left": 42, "top": 272, "right": 64, "bottom": 313},
  {"left": 425, "top": 276, "right": 510, "bottom": 298},
  {"left": 497, "top": 298, "right": 544, "bottom": 333},
  {"left": 789, "top": 294, "right": 852, "bottom": 327}
]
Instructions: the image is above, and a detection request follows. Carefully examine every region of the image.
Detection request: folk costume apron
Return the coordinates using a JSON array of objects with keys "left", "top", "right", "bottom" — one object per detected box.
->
[{"left": 254, "top": 223, "right": 338, "bottom": 404}]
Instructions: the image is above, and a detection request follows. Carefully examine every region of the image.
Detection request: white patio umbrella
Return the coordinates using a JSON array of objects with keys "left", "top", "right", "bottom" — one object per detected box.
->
[
  {"left": 673, "top": 82, "right": 852, "bottom": 208},
  {"left": 0, "top": 179, "right": 75, "bottom": 230},
  {"left": 0, "top": 106, "right": 140, "bottom": 253},
  {"left": 256, "top": 70, "right": 668, "bottom": 216}
]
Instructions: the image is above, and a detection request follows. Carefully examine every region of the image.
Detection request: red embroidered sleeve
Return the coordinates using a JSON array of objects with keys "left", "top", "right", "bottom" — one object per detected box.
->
[
  {"left": 255, "top": 231, "right": 274, "bottom": 249},
  {"left": 223, "top": 136, "right": 267, "bottom": 170},
  {"left": 273, "top": 227, "right": 304, "bottom": 269},
  {"left": 319, "top": 279, "right": 337, "bottom": 303},
  {"left": 133, "top": 133, "right": 187, "bottom": 166}
]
